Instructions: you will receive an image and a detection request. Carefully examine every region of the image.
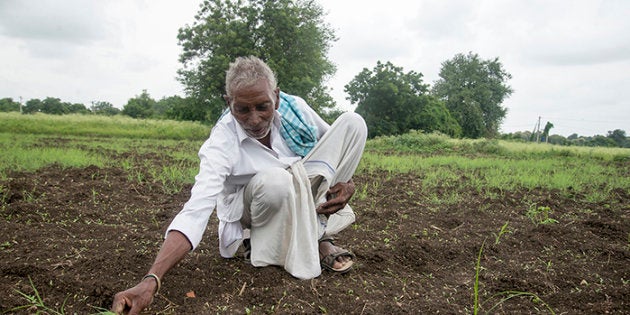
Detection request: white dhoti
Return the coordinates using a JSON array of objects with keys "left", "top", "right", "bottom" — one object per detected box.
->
[{"left": 241, "top": 112, "right": 367, "bottom": 279}]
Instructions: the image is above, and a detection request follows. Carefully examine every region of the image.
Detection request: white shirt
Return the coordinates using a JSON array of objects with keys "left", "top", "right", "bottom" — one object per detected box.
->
[{"left": 166, "top": 95, "right": 329, "bottom": 256}]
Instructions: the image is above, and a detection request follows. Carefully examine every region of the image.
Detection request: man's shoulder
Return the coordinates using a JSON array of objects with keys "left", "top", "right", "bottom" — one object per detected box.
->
[{"left": 208, "top": 115, "right": 240, "bottom": 143}]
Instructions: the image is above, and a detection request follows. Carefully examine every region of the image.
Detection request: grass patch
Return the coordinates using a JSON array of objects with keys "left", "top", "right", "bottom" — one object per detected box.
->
[{"left": 0, "top": 112, "right": 211, "bottom": 140}]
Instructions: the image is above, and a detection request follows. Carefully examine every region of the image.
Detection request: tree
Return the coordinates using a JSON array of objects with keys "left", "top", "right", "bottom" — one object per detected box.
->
[
  {"left": 432, "top": 52, "right": 513, "bottom": 138},
  {"left": 122, "top": 90, "right": 156, "bottom": 119},
  {"left": 541, "top": 121, "right": 554, "bottom": 143},
  {"left": 67, "top": 103, "right": 89, "bottom": 114},
  {"left": 91, "top": 101, "right": 120, "bottom": 116},
  {"left": 177, "top": 0, "right": 337, "bottom": 121},
  {"left": 345, "top": 61, "right": 460, "bottom": 138},
  {"left": 589, "top": 135, "right": 617, "bottom": 147},
  {"left": 163, "top": 96, "right": 208, "bottom": 122},
  {"left": 23, "top": 99, "right": 43, "bottom": 114},
  {"left": 0, "top": 98, "right": 20, "bottom": 112},
  {"left": 607, "top": 129, "right": 627, "bottom": 147},
  {"left": 41, "top": 97, "right": 67, "bottom": 115}
]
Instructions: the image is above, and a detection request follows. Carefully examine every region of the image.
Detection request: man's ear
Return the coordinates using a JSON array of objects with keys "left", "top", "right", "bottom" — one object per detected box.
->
[
  {"left": 222, "top": 95, "right": 231, "bottom": 108},
  {"left": 274, "top": 88, "right": 280, "bottom": 110}
]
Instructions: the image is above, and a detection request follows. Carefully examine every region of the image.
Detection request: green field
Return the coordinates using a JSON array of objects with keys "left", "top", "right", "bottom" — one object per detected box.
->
[
  {"left": 2, "top": 112, "right": 628, "bottom": 204},
  {"left": 1, "top": 113, "right": 629, "bottom": 314}
]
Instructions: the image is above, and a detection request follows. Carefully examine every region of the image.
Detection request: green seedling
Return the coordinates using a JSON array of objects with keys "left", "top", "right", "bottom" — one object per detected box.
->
[
  {"left": 526, "top": 204, "right": 558, "bottom": 225},
  {"left": 493, "top": 221, "right": 512, "bottom": 244},
  {"left": 8, "top": 277, "right": 69, "bottom": 315}
]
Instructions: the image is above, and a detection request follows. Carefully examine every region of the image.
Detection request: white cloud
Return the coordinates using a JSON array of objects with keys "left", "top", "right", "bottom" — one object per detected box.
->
[
  {"left": 0, "top": 0, "right": 113, "bottom": 55},
  {"left": 0, "top": 0, "right": 628, "bottom": 136}
]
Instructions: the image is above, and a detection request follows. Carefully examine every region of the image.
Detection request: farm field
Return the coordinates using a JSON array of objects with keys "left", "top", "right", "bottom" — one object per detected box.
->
[{"left": 0, "top": 114, "right": 629, "bottom": 314}]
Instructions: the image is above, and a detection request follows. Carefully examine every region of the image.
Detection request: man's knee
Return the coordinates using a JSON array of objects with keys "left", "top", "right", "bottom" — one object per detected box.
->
[
  {"left": 248, "top": 167, "right": 292, "bottom": 209},
  {"left": 336, "top": 112, "right": 367, "bottom": 139}
]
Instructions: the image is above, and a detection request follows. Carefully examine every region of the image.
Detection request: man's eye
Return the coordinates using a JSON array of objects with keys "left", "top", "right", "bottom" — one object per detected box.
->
[
  {"left": 256, "top": 104, "right": 270, "bottom": 111},
  {"left": 235, "top": 107, "right": 249, "bottom": 114}
]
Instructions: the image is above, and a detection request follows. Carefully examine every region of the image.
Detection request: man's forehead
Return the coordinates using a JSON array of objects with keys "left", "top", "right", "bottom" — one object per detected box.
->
[{"left": 231, "top": 81, "right": 276, "bottom": 102}]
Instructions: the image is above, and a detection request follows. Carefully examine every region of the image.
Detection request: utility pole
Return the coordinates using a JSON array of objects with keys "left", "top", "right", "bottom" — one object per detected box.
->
[
  {"left": 531, "top": 116, "right": 541, "bottom": 143},
  {"left": 19, "top": 96, "right": 23, "bottom": 114}
]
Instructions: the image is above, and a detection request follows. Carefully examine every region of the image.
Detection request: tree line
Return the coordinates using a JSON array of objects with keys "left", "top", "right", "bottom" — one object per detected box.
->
[{"left": 2, "top": 0, "right": 627, "bottom": 148}]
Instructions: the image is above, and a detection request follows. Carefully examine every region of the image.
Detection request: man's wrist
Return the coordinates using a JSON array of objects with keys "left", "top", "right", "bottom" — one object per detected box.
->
[{"left": 141, "top": 273, "right": 161, "bottom": 296}]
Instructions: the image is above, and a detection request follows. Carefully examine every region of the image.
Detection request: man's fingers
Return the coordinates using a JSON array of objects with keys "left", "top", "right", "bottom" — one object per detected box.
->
[
  {"left": 317, "top": 200, "right": 345, "bottom": 215},
  {"left": 112, "top": 294, "right": 136, "bottom": 315},
  {"left": 111, "top": 297, "right": 127, "bottom": 314},
  {"left": 127, "top": 305, "right": 142, "bottom": 315}
]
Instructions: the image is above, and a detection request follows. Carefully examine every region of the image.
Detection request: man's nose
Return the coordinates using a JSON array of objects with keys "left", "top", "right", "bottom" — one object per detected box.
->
[{"left": 248, "top": 113, "right": 262, "bottom": 125}]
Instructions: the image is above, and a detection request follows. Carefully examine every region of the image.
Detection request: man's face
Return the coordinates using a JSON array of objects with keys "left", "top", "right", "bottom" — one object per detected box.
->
[{"left": 226, "top": 79, "right": 279, "bottom": 140}]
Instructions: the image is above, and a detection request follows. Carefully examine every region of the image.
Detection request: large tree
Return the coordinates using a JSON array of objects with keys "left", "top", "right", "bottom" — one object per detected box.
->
[
  {"left": 345, "top": 61, "right": 460, "bottom": 138},
  {"left": 0, "top": 98, "right": 20, "bottom": 112},
  {"left": 607, "top": 129, "right": 627, "bottom": 147},
  {"left": 432, "top": 52, "right": 513, "bottom": 138},
  {"left": 162, "top": 95, "right": 208, "bottom": 122},
  {"left": 177, "top": 0, "right": 337, "bottom": 121},
  {"left": 122, "top": 90, "right": 156, "bottom": 119},
  {"left": 90, "top": 101, "right": 120, "bottom": 116}
]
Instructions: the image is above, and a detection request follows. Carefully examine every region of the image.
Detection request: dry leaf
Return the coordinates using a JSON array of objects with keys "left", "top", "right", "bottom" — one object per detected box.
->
[{"left": 186, "top": 290, "right": 196, "bottom": 298}]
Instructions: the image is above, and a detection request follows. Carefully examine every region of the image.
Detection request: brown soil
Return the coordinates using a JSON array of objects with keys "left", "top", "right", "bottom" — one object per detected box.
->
[{"left": 1, "top": 160, "right": 629, "bottom": 314}]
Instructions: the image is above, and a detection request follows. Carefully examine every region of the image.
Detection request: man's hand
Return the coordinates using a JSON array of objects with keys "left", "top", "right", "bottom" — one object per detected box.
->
[
  {"left": 111, "top": 279, "right": 156, "bottom": 315},
  {"left": 316, "top": 179, "right": 355, "bottom": 215}
]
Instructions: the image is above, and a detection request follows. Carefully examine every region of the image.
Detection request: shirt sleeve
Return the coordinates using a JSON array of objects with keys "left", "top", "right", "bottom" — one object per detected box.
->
[{"left": 165, "top": 124, "right": 237, "bottom": 250}]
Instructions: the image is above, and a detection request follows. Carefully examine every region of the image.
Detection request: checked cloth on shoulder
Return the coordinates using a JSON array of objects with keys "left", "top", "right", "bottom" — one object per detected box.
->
[{"left": 277, "top": 92, "right": 318, "bottom": 157}]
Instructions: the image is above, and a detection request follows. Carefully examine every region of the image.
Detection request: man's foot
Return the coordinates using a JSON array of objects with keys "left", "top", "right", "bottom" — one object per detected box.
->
[{"left": 319, "top": 239, "right": 355, "bottom": 273}]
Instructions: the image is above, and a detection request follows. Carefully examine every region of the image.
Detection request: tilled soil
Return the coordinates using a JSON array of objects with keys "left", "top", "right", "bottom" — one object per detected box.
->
[{"left": 1, "top": 164, "right": 628, "bottom": 314}]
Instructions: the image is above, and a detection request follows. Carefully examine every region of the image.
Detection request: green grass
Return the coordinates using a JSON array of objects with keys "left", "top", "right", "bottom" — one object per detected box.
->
[
  {"left": 0, "top": 113, "right": 208, "bottom": 187},
  {"left": 0, "top": 112, "right": 211, "bottom": 140},
  {"left": 358, "top": 152, "right": 627, "bottom": 195},
  {"left": 2, "top": 115, "right": 629, "bottom": 204}
]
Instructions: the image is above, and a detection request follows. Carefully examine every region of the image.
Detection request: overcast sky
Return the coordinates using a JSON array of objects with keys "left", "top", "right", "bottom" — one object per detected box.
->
[{"left": 1, "top": 0, "right": 628, "bottom": 137}]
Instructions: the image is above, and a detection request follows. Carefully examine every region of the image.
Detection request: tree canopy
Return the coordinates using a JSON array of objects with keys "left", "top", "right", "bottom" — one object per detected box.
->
[
  {"left": 21, "top": 97, "right": 88, "bottom": 115},
  {"left": 345, "top": 61, "right": 460, "bottom": 138},
  {"left": 432, "top": 52, "right": 513, "bottom": 138},
  {"left": 90, "top": 101, "right": 120, "bottom": 116},
  {"left": 122, "top": 90, "right": 156, "bottom": 119},
  {"left": 0, "top": 98, "right": 21, "bottom": 112},
  {"left": 177, "top": 0, "right": 337, "bottom": 122}
]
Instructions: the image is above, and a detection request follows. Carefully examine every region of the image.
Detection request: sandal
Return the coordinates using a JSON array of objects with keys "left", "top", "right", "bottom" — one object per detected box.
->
[{"left": 319, "top": 240, "right": 356, "bottom": 274}]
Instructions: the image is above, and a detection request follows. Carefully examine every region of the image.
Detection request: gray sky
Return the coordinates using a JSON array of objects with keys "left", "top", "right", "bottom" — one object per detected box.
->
[{"left": 1, "top": 0, "right": 629, "bottom": 137}]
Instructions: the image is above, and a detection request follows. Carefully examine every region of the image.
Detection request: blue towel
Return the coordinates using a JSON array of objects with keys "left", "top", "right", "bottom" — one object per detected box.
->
[{"left": 277, "top": 92, "right": 318, "bottom": 157}]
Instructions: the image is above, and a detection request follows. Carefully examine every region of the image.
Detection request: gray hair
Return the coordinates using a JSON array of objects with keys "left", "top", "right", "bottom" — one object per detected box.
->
[{"left": 225, "top": 56, "right": 277, "bottom": 98}]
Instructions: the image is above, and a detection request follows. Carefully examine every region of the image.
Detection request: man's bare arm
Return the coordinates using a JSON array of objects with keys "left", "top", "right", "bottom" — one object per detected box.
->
[{"left": 111, "top": 230, "right": 192, "bottom": 315}]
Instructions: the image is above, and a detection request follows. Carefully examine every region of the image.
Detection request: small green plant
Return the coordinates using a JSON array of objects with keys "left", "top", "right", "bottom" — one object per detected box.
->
[
  {"left": 526, "top": 204, "right": 558, "bottom": 225},
  {"left": 473, "top": 239, "right": 486, "bottom": 315},
  {"left": 493, "top": 221, "right": 512, "bottom": 244},
  {"left": 90, "top": 306, "right": 118, "bottom": 315},
  {"left": 473, "top": 235, "right": 555, "bottom": 314},
  {"left": 8, "top": 276, "right": 69, "bottom": 315},
  {"left": 355, "top": 183, "right": 369, "bottom": 201},
  {"left": 482, "top": 291, "right": 555, "bottom": 314}
]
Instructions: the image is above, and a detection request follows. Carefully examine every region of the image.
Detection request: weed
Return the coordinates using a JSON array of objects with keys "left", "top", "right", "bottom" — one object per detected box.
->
[
  {"left": 8, "top": 277, "right": 69, "bottom": 315},
  {"left": 473, "top": 239, "right": 485, "bottom": 315},
  {"left": 473, "top": 231, "right": 555, "bottom": 314},
  {"left": 355, "top": 183, "right": 369, "bottom": 200},
  {"left": 493, "top": 221, "right": 512, "bottom": 244},
  {"left": 526, "top": 204, "right": 558, "bottom": 225},
  {"left": 483, "top": 291, "right": 555, "bottom": 314},
  {"left": 90, "top": 306, "right": 117, "bottom": 314}
]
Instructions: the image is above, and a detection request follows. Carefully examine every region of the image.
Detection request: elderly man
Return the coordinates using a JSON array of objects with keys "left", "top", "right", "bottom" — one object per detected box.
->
[{"left": 111, "top": 56, "right": 367, "bottom": 314}]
